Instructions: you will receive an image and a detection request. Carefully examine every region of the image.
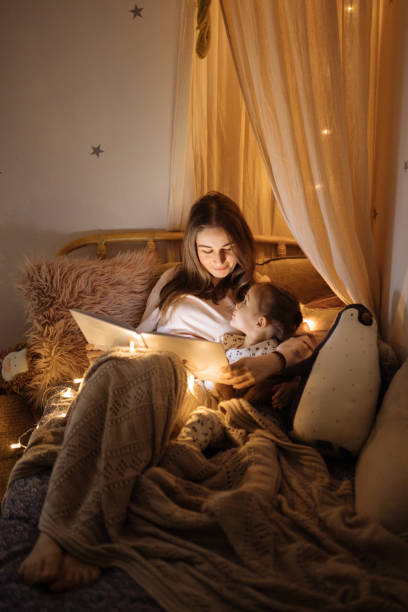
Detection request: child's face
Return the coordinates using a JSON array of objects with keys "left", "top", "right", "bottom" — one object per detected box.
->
[{"left": 231, "top": 286, "right": 262, "bottom": 335}]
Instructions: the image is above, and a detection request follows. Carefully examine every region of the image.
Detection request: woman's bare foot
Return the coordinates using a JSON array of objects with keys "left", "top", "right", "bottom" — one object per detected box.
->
[
  {"left": 49, "top": 553, "right": 101, "bottom": 591},
  {"left": 18, "top": 532, "right": 63, "bottom": 584}
]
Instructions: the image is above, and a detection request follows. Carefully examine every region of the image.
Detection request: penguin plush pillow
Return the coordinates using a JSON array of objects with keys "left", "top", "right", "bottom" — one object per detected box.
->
[{"left": 289, "top": 304, "right": 381, "bottom": 455}]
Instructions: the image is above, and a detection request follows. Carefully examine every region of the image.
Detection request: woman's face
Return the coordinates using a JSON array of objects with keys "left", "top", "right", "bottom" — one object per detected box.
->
[{"left": 196, "top": 226, "right": 238, "bottom": 281}]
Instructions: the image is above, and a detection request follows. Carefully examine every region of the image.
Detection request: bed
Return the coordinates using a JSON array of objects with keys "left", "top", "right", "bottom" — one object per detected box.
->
[{"left": 1, "top": 230, "right": 407, "bottom": 611}]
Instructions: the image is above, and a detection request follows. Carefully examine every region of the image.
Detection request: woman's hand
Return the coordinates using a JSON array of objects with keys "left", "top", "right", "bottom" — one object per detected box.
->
[
  {"left": 86, "top": 344, "right": 105, "bottom": 365},
  {"left": 218, "top": 353, "right": 286, "bottom": 389}
]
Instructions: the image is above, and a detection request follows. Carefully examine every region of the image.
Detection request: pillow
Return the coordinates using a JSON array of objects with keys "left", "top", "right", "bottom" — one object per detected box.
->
[
  {"left": 301, "top": 305, "right": 342, "bottom": 332},
  {"left": 291, "top": 304, "right": 381, "bottom": 455},
  {"left": 17, "top": 249, "right": 159, "bottom": 411},
  {"left": 354, "top": 358, "right": 408, "bottom": 534},
  {"left": 256, "top": 258, "right": 334, "bottom": 304}
]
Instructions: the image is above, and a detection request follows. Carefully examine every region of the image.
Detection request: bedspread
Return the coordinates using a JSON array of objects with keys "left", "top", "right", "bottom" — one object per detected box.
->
[
  {"left": 3, "top": 350, "right": 408, "bottom": 611},
  {"left": 0, "top": 473, "right": 162, "bottom": 611}
]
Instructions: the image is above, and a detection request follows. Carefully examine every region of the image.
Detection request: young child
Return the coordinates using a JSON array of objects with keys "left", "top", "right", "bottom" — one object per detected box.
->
[{"left": 177, "top": 282, "right": 303, "bottom": 450}]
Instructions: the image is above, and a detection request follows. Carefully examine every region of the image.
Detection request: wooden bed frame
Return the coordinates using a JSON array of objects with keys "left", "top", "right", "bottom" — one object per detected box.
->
[{"left": 57, "top": 229, "right": 303, "bottom": 259}]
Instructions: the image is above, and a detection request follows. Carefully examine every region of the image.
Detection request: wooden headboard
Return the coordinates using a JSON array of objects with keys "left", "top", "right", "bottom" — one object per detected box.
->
[
  {"left": 57, "top": 230, "right": 304, "bottom": 260},
  {"left": 56, "top": 230, "right": 335, "bottom": 303}
]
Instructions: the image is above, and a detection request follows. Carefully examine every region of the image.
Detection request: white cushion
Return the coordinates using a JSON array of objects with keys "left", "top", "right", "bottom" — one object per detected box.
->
[
  {"left": 355, "top": 358, "right": 408, "bottom": 533},
  {"left": 293, "top": 305, "right": 381, "bottom": 455}
]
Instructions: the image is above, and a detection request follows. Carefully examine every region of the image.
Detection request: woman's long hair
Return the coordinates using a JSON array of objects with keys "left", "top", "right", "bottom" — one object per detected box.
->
[
  {"left": 255, "top": 282, "right": 303, "bottom": 342},
  {"left": 159, "top": 192, "right": 255, "bottom": 311}
]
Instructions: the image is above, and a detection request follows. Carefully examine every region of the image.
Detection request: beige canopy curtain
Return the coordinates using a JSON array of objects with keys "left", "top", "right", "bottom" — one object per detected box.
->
[
  {"left": 168, "top": 0, "right": 291, "bottom": 247},
  {"left": 219, "top": 0, "right": 382, "bottom": 314}
]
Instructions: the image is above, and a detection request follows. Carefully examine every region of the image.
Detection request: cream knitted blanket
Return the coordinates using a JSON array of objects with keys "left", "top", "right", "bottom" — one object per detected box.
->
[{"left": 9, "top": 351, "right": 408, "bottom": 611}]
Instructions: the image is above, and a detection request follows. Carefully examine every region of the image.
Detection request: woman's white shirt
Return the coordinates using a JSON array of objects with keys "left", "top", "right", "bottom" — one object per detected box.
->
[{"left": 136, "top": 267, "right": 237, "bottom": 342}]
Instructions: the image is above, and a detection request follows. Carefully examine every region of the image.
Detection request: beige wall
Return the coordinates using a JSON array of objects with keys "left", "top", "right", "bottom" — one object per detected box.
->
[{"left": 0, "top": 0, "right": 182, "bottom": 347}]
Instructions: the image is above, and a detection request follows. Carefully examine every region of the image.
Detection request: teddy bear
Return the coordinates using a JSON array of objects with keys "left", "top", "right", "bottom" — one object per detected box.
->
[{"left": 0, "top": 343, "right": 31, "bottom": 397}]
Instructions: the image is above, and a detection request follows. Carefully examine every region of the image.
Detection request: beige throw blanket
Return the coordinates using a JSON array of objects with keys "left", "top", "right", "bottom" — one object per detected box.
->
[{"left": 9, "top": 351, "right": 408, "bottom": 611}]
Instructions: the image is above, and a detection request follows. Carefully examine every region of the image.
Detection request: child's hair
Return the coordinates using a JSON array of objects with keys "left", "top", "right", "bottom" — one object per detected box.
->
[
  {"left": 158, "top": 191, "right": 255, "bottom": 311},
  {"left": 253, "top": 282, "right": 303, "bottom": 342}
]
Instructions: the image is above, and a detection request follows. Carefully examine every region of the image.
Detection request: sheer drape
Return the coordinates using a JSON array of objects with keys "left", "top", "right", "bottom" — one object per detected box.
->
[
  {"left": 168, "top": 0, "right": 196, "bottom": 231},
  {"left": 219, "top": 0, "right": 382, "bottom": 313},
  {"left": 168, "top": 0, "right": 290, "bottom": 242},
  {"left": 370, "top": 0, "right": 408, "bottom": 356}
]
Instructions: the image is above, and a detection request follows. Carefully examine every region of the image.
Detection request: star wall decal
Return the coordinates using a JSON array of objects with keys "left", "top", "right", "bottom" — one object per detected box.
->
[
  {"left": 130, "top": 4, "right": 143, "bottom": 19},
  {"left": 90, "top": 145, "right": 104, "bottom": 158}
]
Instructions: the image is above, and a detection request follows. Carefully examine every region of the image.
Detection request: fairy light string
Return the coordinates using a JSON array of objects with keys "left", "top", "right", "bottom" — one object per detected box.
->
[{"left": 9, "top": 377, "right": 83, "bottom": 450}]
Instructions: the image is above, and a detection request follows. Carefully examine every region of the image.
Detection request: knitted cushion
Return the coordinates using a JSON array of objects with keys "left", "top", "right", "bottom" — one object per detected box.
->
[
  {"left": 292, "top": 305, "right": 381, "bottom": 455},
  {"left": 0, "top": 394, "right": 35, "bottom": 499},
  {"left": 355, "top": 358, "right": 408, "bottom": 534}
]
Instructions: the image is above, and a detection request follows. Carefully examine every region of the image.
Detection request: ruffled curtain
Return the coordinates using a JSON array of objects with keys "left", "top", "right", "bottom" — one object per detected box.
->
[
  {"left": 168, "top": 0, "right": 290, "bottom": 245},
  {"left": 370, "top": 1, "right": 408, "bottom": 356},
  {"left": 219, "top": 0, "right": 383, "bottom": 313}
]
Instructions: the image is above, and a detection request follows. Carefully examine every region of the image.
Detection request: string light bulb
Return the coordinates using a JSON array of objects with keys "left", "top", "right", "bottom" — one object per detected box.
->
[
  {"left": 9, "top": 425, "right": 36, "bottom": 450},
  {"left": 8, "top": 373, "right": 90, "bottom": 452},
  {"left": 321, "top": 128, "right": 331, "bottom": 136}
]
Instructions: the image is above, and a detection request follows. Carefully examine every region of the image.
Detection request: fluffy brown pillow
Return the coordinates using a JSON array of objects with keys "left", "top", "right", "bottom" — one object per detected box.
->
[{"left": 18, "top": 249, "right": 159, "bottom": 411}]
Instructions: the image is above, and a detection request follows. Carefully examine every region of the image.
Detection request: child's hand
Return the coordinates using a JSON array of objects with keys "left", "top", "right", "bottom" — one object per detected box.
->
[
  {"left": 271, "top": 383, "right": 291, "bottom": 409},
  {"left": 219, "top": 353, "right": 285, "bottom": 389},
  {"left": 271, "top": 379, "right": 300, "bottom": 409}
]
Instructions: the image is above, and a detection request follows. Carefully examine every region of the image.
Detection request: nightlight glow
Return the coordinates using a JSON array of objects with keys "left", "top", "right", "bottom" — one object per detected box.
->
[{"left": 302, "top": 319, "right": 314, "bottom": 332}]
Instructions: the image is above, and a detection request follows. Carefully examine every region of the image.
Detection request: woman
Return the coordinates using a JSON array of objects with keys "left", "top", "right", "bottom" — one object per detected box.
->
[
  {"left": 136, "top": 191, "right": 315, "bottom": 389},
  {"left": 19, "top": 191, "right": 317, "bottom": 590}
]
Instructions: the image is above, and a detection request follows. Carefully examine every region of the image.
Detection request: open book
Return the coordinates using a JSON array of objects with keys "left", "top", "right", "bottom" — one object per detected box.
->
[{"left": 70, "top": 308, "right": 228, "bottom": 381}]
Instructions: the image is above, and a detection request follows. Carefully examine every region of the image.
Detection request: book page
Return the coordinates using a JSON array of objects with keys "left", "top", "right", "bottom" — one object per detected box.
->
[{"left": 70, "top": 308, "right": 228, "bottom": 381}]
